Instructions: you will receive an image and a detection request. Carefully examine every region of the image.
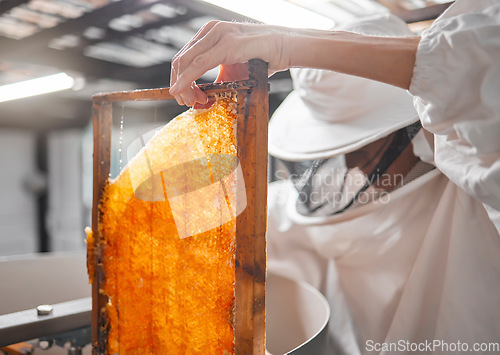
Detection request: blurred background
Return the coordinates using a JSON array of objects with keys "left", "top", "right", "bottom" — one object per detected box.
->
[{"left": 0, "top": 0, "right": 453, "bottom": 257}]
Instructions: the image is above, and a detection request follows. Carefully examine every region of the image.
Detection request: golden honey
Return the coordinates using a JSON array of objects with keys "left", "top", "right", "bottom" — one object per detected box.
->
[{"left": 88, "top": 99, "right": 238, "bottom": 354}]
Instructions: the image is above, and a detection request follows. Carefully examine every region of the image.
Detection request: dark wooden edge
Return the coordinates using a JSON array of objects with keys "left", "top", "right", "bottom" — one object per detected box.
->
[
  {"left": 234, "top": 59, "right": 268, "bottom": 354},
  {"left": 91, "top": 101, "right": 112, "bottom": 355},
  {"left": 92, "top": 80, "right": 256, "bottom": 103}
]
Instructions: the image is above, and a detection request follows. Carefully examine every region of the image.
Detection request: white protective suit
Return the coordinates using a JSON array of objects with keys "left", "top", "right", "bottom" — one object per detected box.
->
[{"left": 267, "top": 1, "right": 500, "bottom": 354}]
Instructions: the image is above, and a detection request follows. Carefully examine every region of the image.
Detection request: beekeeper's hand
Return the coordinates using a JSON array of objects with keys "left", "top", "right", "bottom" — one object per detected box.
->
[
  {"left": 192, "top": 62, "right": 249, "bottom": 109},
  {"left": 169, "top": 21, "right": 291, "bottom": 107},
  {"left": 169, "top": 20, "right": 420, "bottom": 107}
]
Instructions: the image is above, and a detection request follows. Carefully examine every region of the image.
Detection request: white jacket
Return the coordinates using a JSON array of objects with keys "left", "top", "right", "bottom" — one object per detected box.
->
[
  {"left": 267, "top": 1, "right": 500, "bottom": 354},
  {"left": 410, "top": 0, "right": 500, "bottom": 232}
]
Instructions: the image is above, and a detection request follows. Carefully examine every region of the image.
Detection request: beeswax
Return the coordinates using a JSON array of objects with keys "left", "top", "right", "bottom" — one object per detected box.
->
[{"left": 89, "top": 99, "right": 238, "bottom": 354}]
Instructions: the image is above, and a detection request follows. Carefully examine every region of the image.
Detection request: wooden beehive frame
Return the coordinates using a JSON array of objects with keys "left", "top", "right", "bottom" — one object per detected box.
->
[{"left": 90, "top": 59, "right": 268, "bottom": 354}]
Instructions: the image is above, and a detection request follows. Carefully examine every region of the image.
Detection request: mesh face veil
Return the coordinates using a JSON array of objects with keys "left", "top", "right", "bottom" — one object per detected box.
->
[{"left": 279, "top": 122, "right": 426, "bottom": 216}]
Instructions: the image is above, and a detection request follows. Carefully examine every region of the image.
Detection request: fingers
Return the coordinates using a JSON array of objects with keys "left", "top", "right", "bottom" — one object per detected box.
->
[
  {"left": 175, "top": 20, "right": 219, "bottom": 64},
  {"left": 170, "top": 21, "right": 226, "bottom": 89},
  {"left": 169, "top": 20, "right": 291, "bottom": 106},
  {"left": 173, "top": 81, "right": 208, "bottom": 107},
  {"left": 171, "top": 46, "right": 230, "bottom": 98},
  {"left": 170, "top": 21, "right": 222, "bottom": 106},
  {"left": 170, "top": 23, "right": 233, "bottom": 95},
  {"left": 171, "top": 38, "right": 259, "bottom": 100},
  {"left": 193, "top": 97, "right": 216, "bottom": 110}
]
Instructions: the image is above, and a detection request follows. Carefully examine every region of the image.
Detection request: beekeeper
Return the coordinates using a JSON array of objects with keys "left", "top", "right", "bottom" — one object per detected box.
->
[
  {"left": 169, "top": 0, "right": 500, "bottom": 353},
  {"left": 265, "top": 14, "right": 500, "bottom": 355}
]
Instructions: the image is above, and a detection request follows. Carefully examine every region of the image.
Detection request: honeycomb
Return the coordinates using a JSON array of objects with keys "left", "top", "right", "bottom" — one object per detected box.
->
[{"left": 88, "top": 98, "right": 239, "bottom": 354}]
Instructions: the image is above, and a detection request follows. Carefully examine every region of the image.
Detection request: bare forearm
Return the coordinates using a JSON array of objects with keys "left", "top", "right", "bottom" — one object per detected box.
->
[
  {"left": 286, "top": 30, "right": 421, "bottom": 90},
  {"left": 169, "top": 21, "right": 421, "bottom": 105}
]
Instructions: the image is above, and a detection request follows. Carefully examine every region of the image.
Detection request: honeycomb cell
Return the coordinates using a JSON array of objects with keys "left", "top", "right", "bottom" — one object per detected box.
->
[{"left": 96, "top": 99, "right": 238, "bottom": 354}]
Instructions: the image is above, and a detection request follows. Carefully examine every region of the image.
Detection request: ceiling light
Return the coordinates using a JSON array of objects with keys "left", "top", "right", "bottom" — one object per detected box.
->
[
  {"left": 201, "top": 0, "right": 335, "bottom": 29},
  {"left": 0, "top": 72, "right": 75, "bottom": 103}
]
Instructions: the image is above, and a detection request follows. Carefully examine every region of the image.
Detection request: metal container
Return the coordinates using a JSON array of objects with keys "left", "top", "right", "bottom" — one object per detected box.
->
[{"left": 266, "top": 273, "right": 330, "bottom": 355}]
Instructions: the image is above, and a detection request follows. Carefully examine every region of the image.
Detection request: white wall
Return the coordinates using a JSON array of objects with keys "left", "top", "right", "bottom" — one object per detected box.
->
[
  {"left": 0, "top": 129, "right": 38, "bottom": 256},
  {"left": 47, "top": 129, "right": 86, "bottom": 251}
]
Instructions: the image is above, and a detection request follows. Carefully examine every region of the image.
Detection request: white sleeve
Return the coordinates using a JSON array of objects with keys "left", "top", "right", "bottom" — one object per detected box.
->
[{"left": 409, "top": 3, "right": 500, "bottom": 211}]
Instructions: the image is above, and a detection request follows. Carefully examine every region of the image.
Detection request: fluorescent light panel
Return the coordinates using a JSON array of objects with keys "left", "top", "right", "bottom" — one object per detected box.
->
[
  {"left": 202, "top": 0, "right": 335, "bottom": 29},
  {"left": 0, "top": 72, "right": 75, "bottom": 103}
]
